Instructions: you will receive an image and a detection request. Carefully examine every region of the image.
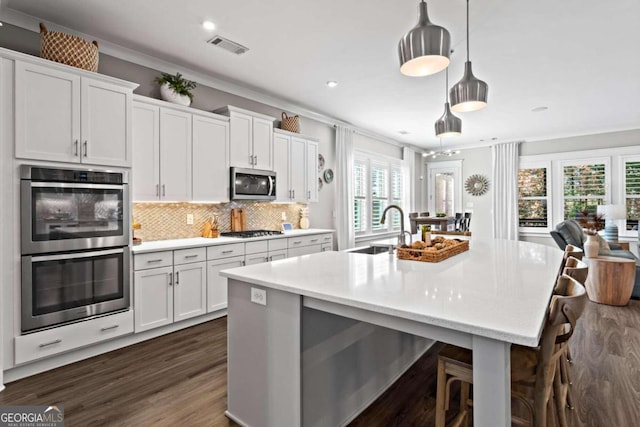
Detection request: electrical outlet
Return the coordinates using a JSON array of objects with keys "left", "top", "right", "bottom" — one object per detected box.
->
[
  {"left": 186, "top": 214, "right": 194, "bottom": 225},
  {"left": 251, "top": 288, "right": 267, "bottom": 306}
]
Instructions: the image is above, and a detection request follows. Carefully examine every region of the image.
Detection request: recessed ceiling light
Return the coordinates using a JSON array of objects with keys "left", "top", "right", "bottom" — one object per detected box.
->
[
  {"left": 326, "top": 81, "right": 338, "bottom": 88},
  {"left": 531, "top": 106, "right": 548, "bottom": 112},
  {"left": 398, "top": 130, "right": 410, "bottom": 135},
  {"left": 491, "top": 137, "right": 498, "bottom": 141},
  {"left": 202, "top": 21, "right": 216, "bottom": 31}
]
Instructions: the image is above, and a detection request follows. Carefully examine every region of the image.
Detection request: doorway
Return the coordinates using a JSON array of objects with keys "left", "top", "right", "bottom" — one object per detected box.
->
[{"left": 427, "top": 160, "right": 462, "bottom": 217}]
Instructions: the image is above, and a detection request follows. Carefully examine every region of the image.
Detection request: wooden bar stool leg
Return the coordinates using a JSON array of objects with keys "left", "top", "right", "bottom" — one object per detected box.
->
[
  {"left": 460, "top": 381, "right": 471, "bottom": 427},
  {"left": 436, "top": 359, "right": 447, "bottom": 427}
]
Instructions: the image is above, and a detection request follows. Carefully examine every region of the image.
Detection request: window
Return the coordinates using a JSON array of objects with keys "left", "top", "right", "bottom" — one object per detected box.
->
[
  {"left": 625, "top": 159, "right": 640, "bottom": 231},
  {"left": 353, "top": 153, "right": 404, "bottom": 235},
  {"left": 518, "top": 166, "right": 550, "bottom": 228},
  {"left": 561, "top": 161, "right": 607, "bottom": 219}
]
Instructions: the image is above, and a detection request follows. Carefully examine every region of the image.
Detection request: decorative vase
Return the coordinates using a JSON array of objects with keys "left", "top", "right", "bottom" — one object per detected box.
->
[
  {"left": 300, "top": 217, "right": 309, "bottom": 229},
  {"left": 160, "top": 83, "right": 191, "bottom": 106},
  {"left": 583, "top": 234, "right": 599, "bottom": 258}
]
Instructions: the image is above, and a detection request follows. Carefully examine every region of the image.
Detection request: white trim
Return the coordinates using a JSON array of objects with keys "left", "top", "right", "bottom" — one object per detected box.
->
[
  {"left": 520, "top": 144, "right": 640, "bottom": 163},
  {"left": 620, "top": 154, "right": 640, "bottom": 237}
]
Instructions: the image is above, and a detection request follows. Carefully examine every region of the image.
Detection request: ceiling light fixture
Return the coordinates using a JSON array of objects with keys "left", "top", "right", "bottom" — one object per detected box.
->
[
  {"left": 435, "top": 68, "right": 462, "bottom": 137},
  {"left": 202, "top": 21, "right": 216, "bottom": 31},
  {"left": 398, "top": 0, "right": 451, "bottom": 77},
  {"left": 531, "top": 106, "right": 548, "bottom": 112},
  {"left": 326, "top": 81, "right": 338, "bottom": 88},
  {"left": 450, "top": 0, "right": 488, "bottom": 112},
  {"left": 428, "top": 139, "right": 461, "bottom": 158}
]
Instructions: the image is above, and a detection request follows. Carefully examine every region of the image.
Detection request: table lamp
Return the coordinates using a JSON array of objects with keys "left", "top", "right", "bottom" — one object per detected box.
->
[{"left": 597, "top": 204, "right": 626, "bottom": 241}]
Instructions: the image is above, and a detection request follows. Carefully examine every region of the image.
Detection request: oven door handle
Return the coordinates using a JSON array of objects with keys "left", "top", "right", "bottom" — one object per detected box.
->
[
  {"left": 29, "top": 247, "right": 126, "bottom": 262},
  {"left": 268, "top": 176, "right": 274, "bottom": 197},
  {"left": 28, "top": 182, "right": 125, "bottom": 190}
]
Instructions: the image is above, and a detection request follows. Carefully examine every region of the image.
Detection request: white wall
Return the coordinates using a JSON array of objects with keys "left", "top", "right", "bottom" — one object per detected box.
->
[{"left": 353, "top": 132, "right": 402, "bottom": 159}]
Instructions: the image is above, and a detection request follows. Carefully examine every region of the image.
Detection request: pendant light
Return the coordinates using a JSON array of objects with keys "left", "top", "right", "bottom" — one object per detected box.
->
[
  {"left": 435, "top": 68, "right": 462, "bottom": 137},
  {"left": 450, "top": 0, "right": 488, "bottom": 112},
  {"left": 398, "top": 0, "right": 451, "bottom": 77}
]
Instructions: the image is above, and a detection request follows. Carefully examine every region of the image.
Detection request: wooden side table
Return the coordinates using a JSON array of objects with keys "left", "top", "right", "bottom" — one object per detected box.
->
[{"left": 584, "top": 256, "right": 636, "bottom": 306}]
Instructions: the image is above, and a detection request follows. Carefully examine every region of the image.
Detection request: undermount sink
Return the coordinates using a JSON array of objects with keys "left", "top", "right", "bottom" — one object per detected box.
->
[{"left": 348, "top": 246, "right": 391, "bottom": 255}]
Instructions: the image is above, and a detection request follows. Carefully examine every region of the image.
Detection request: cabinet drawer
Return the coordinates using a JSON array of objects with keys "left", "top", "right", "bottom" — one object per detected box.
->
[
  {"left": 268, "top": 238, "right": 288, "bottom": 251},
  {"left": 174, "top": 247, "right": 206, "bottom": 265},
  {"left": 288, "top": 234, "right": 323, "bottom": 249},
  {"left": 321, "top": 243, "right": 333, "bottom": 252},
  {"left": 321, "top": 233, "right": 333, "bottom": 244},
  {"left": 15, "top": 310, "right": 134, "bottom": 365},
  {"left": 245, "top": 240, "right": 269, "bottom": 255},
  {"left": 207, "top": 243, "right": 245, "bottom": 260},
  {"left": 134, "top": 251, "right": 173, "bottom": 270}
]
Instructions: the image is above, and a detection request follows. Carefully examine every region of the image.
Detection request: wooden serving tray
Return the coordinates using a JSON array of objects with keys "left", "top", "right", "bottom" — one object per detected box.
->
[{"left": 396, "top": 238, "right": 469, "bottom": 263}]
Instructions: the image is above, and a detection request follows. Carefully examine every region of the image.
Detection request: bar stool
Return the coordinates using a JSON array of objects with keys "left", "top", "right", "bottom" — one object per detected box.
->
[{"left": 435, "top": 275, "right": 587, "bottom": 427}]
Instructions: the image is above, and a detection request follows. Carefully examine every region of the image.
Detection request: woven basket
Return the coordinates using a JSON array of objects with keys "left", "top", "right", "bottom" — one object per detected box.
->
[
  {"left": 280, "top": 112, "right": 300, "bottom": 133},
  {"left": 397, "top": 239, "right": 469, "bottom": 263},
  {"left": 40, "top": 23, "right": 99, "bottom": 72}
]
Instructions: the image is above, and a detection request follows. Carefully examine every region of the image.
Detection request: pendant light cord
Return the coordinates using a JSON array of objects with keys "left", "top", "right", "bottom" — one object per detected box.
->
[
  {"left": 445, "top": 68, "right": 449, "bottom": 102},
  {"left": 466, "top": 0, "right": 470, "bottom": 62}
]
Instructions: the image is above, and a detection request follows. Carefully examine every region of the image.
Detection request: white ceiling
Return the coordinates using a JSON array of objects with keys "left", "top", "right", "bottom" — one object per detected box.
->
[{"left": 2, "top": 0, "right": 639, "bottom": 150}]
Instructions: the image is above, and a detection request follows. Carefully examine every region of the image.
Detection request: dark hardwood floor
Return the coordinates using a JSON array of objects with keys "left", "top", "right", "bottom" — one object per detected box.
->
[{"left": 1, "top": 300, "right": 639, "bottom": 426}]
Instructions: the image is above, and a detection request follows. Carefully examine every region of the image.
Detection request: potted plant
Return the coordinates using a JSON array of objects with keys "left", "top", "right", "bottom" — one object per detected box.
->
[{"left": 155, "top": 72, "right": 196, "bottom": 106}]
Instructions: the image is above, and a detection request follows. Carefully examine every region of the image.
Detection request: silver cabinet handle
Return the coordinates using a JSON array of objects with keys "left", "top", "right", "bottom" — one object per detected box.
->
[
  {"left": 265, "top": 256, "right": 269, "bottom": 262},
  {"left": 162, "top": 184, "right": 166, "bottom": 197},
  {"left": 268, "top": 256, "right": 273, "bottom": 261},
  {"left": 83, "top": 141, "right": 88, "bottom": 157},
  {"left": 74, "top": 140, "right": 79, "bottom": 156},
  {"left": 147, "top": 259, "right": 163, "bottom": 263},
  {"left": 254, "top": 155, "right": 257, "bottom": 165},
  {"left": 242, "top": 260, "right": 246, "bottom": 266},
  {"left": 292, "top": 240, "right": 302, "bottom": 245},
  {"left": 101, "top": 325, "right": 119, "bottom": 332},
  {"left": 249, "top": 154, "right": 253, "bottom": 165},
  {"left": 222, "top": 250, "right": 234, "bottom": 254},
  {"left": 308, "top": 190, "right": 311, "bottom": 199},
  {"left": 184, "top": 254, "right": 199, "bottom": 259},
  {"left": 176, "top": 271, "right": 180, "bottom": 285},
  {"left": 310, "top": 239, "right": 319, "bottom": 243},
  {"left": 39, "top": 339, "right": 62, "bottom": 348},
  {"left": 292, "top": 190, "right": 295, "bottom": 198},
  {"left": 169, "top": 272, "right": 173, "bottom": 286},
  {"left": 156, "top": 184, "right": 159, "bottom": 197}
]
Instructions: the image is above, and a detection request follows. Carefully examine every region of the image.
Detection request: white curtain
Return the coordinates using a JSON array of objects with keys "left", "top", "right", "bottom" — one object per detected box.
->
[
  {"left": 492, "top": 141, "right": 520, "bottom": 240},
  {"left": 403, "top": 146, "right": 416, "bottom": 224},
  {"left": 335, "top": 125, "right": 355, "bottom": 250}
]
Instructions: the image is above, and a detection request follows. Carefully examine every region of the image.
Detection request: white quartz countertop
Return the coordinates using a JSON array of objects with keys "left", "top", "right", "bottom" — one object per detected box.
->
[
  {"left": 131, "top": 229, "right": 335, "bottom": 253},
  {"left": 220, "top": 238, "right": 562, "bottom": 346}
]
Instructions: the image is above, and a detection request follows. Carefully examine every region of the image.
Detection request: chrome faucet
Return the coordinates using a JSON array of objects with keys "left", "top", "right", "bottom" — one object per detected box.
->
[{"left": 380, "top": 205, "right": 412, "bottom": 247}]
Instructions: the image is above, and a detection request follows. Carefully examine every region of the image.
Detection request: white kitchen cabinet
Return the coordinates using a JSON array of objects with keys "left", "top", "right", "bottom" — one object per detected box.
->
[
  {"left": 134, "top": 266, "right": 174, "bottom": 333},
  {"left": 134, "top": 247, "right": 208, "bottom": 332},
  {"left": 273, "top": 129, "right": 319, "bottom": 203},
  {"left": 15, "top": 60, "right": 135, "bottom": 166},
  {"left": 306, "top": 140, "right": 319, "bottom": 202},
  {"left": 219, "top": 106, "right": 274, "bottom": 170},
  {"left": 245, "top": 252, "right": 269, "bottom": 266},
  {"left": 133, "top": 97, "right": 230, "bottom": 202},
  {"left": 207, "top": 255, "right": 245, "bottom": 312},
  {"left": 192, "top": 113, "right": 229, "bottom": 202},
  {"left": 269, "top": 249, "right": 288, "bottom": 261},
  {"left": 160, "top": 108, "right": 192, "bottom": 201},
  {"left": 173, "top": 261, "right": 207, "bottom": 322},
  {"left": 288, "top": 245, "right": 321, "bottom": 257}
]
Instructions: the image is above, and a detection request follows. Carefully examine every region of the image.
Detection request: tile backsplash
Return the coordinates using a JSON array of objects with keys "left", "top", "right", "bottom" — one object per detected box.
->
[{"left": 132, "top": 202, "right": 307, "bottom": 241}]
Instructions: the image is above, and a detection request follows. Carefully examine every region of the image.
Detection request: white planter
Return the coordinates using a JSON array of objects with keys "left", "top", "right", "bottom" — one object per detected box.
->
[{"left": 160, "top": 82, "right": 191, "bottom": 106}]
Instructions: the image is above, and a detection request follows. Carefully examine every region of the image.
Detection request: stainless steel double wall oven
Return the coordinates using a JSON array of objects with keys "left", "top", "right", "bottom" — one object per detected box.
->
[{"left": 20, "top": 165, "right": 131, "bottom": 333}]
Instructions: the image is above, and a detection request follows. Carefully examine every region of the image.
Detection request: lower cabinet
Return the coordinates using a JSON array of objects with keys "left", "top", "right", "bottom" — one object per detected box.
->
[
  {"left": 134, "top": 248, "right": 207, "bottom": 333},
  {"left": 207, "top": 255, "right": 245, "bottom": 312}
]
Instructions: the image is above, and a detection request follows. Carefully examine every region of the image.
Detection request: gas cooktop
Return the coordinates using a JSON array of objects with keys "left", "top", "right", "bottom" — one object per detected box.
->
[{"left": 220, "top": 230, "right": 283, "bottom": 238}]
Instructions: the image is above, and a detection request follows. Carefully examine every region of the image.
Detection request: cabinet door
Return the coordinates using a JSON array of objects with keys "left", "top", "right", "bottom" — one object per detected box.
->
[
  {"left": 252, "top": 116, "right": 273, "bottom": 170},
  {"left": 132, "top": 102, "right": 160, "bottom": 200},
  {"left": 15, "top": 61, "right": 80, "bottom": 163},
  {"left": 160, "top": 108, "right": 192, "bottom": 201},
  {"left": 134, "top": 266, "right": 174, "bottom": 333},
  {"left": 192, "top": 114, "right": 230, "bottom": 202},
  {"left": 269, "top": 249, "right": 288, "bottom": 261},
  {"left": 290, "top": 137, "right": 307, "bottom": 202},
  {"left": 288, "top": 245, "right": 322, "bottom": 257},
  {"left": 245, "top": 252, "right": 269, "bottom": 266},
  {"left": 207, "top": 256, "right": 244, "bottom": 312},
  {"left": 174, "top": 261, "right": 207, "bottom": 322},
  {"left": 306, "top": 141, "right": 319, "bottom": 202},
  {"left": 81, "top": 78, "right": 132, "bottom": 167},
  {"left": 229, "top": 111, "right": 253, "bottom": 168},
  {"left": 273, "top": 133, "right": 291, "bottom": 202}
]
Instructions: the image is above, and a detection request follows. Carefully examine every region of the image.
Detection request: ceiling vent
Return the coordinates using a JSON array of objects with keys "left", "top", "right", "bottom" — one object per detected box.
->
[{"left": 207, "top": 35, "right": 249, "bottom": 55}]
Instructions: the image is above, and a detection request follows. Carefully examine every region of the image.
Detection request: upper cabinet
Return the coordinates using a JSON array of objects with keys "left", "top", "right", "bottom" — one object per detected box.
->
[
  {"left": 14, "top": 59, "right": 136, "bottom": 167},
  {"left": 273, "top": 129, "right": 319, "bottom": 203},
  {"left": 216, "top": 106, "right": 274, "bottom": 170},
  {"left": 132, "top": 96, "right": 229, "bottom": 202}
]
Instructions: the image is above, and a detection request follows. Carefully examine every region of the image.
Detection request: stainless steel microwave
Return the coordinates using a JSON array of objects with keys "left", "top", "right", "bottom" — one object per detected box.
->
[{"left": 230, "top": 167, "right": 276, "bottom": 201}]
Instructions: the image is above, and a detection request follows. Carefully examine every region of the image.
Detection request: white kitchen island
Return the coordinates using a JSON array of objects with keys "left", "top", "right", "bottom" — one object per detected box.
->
[{"left": 221, "top": 238, "right": 562, "bottom": 427}]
